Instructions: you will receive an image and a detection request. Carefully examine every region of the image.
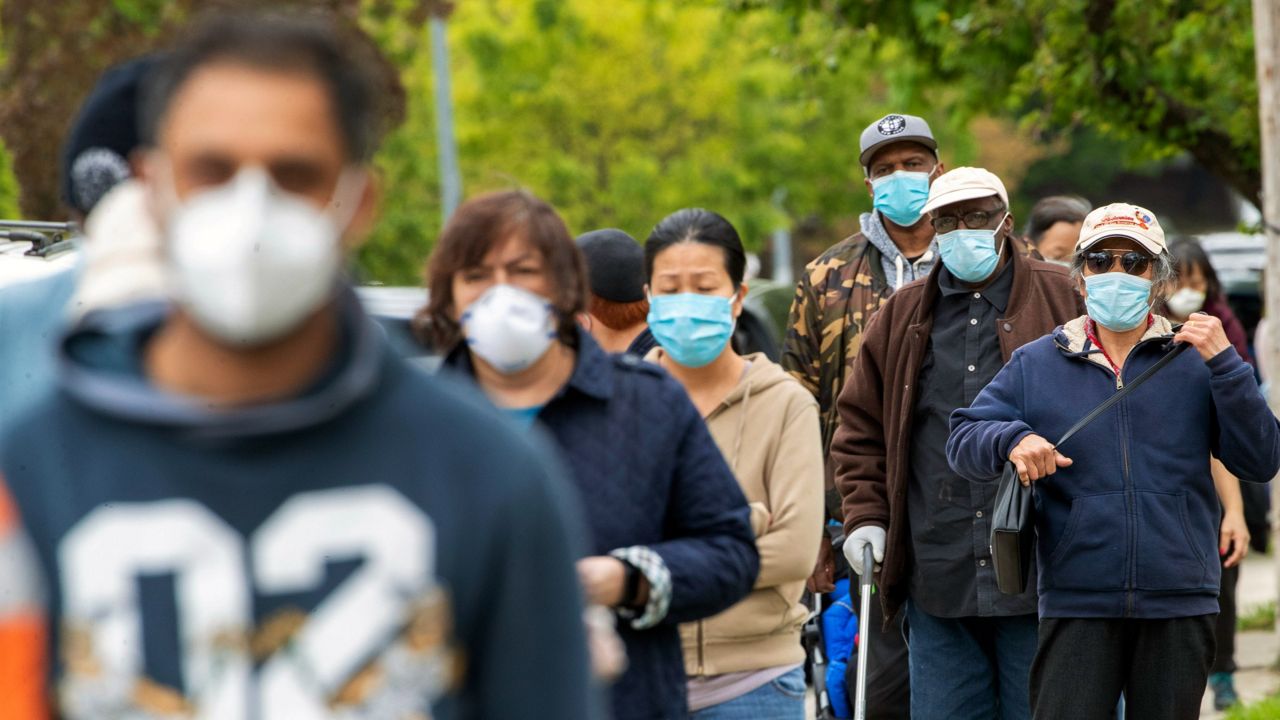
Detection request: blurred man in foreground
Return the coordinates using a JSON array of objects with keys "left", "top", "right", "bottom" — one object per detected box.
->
[{"left": 0, "top": 12, "right": 593, "bottom": 719}]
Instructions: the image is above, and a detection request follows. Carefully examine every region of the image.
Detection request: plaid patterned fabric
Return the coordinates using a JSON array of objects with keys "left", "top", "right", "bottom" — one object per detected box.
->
[{"left": 611, "top": 546, "right": 671, "bottom": 630}]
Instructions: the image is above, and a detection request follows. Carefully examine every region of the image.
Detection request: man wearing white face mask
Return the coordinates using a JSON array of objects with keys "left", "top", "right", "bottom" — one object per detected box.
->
[
  {"left": 833, "top": 168, "right": 1080, "bottom": 720},
  {"left": 0, "top": 13, "right": 596, "bottom": 719}
]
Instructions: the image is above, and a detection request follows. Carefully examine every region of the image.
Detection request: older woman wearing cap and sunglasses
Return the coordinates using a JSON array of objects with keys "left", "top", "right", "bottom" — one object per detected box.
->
[{"left": 947, "top": 203, "right": 1280, "bottom": 719}]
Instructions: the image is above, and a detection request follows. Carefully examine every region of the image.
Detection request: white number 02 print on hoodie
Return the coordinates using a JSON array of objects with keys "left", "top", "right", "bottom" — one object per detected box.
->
[{"left": 56, "top": 485, "right": 456, "bottom": 718}]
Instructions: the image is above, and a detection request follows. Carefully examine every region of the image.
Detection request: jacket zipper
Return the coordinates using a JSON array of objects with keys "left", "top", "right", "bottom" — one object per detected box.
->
[
  {"left": 1121, "top": 401, "right": 1135, "bottom": 617},
  {"left": 1068, "top": 334, "right": 1168, "bottom": 616},
  {"left": 1114, "top": 339, "right": 1162, "bottom": 617}
]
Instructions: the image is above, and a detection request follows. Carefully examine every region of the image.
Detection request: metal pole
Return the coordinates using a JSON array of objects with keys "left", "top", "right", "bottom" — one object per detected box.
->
[
  {"left": 771, "top": 227, "right": 794, "bottom": 287},
  {"left": 430, "top": 13, "right": 462, "bottom": 225},
  {"left": 1251, "top": 0, "right": 1280, "bottom": 634},
  {"left": 771, "top": 187, "right": 793, "bottom": 286},
  {"left": 854, "top": 545, "right": 874, "bottom": 720}
]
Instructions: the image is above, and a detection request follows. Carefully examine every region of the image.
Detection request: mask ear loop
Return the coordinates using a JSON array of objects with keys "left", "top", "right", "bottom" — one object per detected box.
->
[
  {"left": 146, "top": 152, "right": 184, "bottom": 225},
  {"left": 327, "top": 168, "right": 370, "bottom": 236}
]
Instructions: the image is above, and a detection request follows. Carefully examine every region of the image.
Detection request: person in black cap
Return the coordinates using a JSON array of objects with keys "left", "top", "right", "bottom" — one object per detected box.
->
[
  {"left": 577, "top": 228, "right": 657, "bottom": 356},
  {"left": 0, "top": 54, "right": 161, "bottom": 441},
  {"left": 60, "top": 56, "right": 157, "bottom": 220}
]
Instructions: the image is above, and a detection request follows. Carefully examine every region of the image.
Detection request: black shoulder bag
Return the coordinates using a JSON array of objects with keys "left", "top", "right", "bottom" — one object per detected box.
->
[{"left": 991, "top": 339, "right": 1190, "bottom": 595}]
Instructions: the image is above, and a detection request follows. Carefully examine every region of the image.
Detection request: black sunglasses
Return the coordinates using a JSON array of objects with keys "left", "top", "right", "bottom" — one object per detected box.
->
[{"left": 1083, "top": 250, "right": 1152, "bottom": 276}]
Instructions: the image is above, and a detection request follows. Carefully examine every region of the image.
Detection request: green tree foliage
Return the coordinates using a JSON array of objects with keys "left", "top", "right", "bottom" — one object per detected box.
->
[
  {"left": 1, "top": 0, "right": 982, "bottom": 284},
  {"left": 0, "top": 0, "right": 389, "bottom": 220},
  {"left": 0, "top": 141, "right": 19, "bottom": 218},
  {"left": 361, "top": 0, "right": 978, "bottom": 283},
  {"left": 753, "top": 0, "right": 1261, "bottom": 202}
]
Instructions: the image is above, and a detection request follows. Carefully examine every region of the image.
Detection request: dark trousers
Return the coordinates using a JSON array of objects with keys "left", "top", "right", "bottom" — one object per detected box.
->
[
  {"left": 844, "top": 586, "right": 911, "bottom": 720},
  {"left": 1029, "top": 615, "right": 1216, "bottom": 720},
  {"left": 1212, "top": 562, "right": 1239, "bottom": 674}
]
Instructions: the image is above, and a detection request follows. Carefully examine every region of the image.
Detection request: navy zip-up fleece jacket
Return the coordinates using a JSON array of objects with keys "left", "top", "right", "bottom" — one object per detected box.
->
[
  {"left": 0, "top": 293, "right": 597, "bottom": 719},
  {"left": 947, "top": 316, "right": 1280, "bottom": 619},
  {"left": 444, "top": 330, "right": 759, "bottom": 720}
]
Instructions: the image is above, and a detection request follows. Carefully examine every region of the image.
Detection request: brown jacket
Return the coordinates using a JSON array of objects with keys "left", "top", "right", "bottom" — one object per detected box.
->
[{"left": 831, "top": 248, "right": 1081, "bottom": 621}]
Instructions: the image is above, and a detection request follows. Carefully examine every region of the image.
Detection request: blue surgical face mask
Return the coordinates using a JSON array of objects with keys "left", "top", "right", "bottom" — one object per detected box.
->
[
  {"left": 647, "top": 292, "right": 737, "bottom": 368},
  {"left": 871, "top": 170, "right": 933, "bottom": 227},
  {"left": 1085, "top": 272, "right": 1153, "bottom": 331},
  {"left": 936, "top": 217, "right": 1006, "bottom": 283}
]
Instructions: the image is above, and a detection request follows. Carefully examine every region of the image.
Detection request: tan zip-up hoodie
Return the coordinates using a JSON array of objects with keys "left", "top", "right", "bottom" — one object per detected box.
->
[{"left": 649, "top": 350, "right": 825, "bottom": 676}]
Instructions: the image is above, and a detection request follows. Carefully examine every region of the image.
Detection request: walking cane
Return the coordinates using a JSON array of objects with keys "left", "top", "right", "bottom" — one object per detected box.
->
[{"left": 854, "top": 545, "right": 874, "bottom": 720}]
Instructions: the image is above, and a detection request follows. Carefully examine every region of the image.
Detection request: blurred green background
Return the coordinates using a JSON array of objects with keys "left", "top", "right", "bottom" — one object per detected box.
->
[{"left": 0, "top": 0, "right": 1264, "bottom": 284}]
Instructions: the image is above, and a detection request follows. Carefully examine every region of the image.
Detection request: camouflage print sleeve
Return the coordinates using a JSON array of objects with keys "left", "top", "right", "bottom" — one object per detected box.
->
[{"left": 780, "top": 269, "right": 822, "bottom": 399}]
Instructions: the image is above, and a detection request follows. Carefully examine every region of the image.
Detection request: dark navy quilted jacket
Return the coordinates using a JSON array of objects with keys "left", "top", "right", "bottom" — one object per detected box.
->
[{"left": 444, "top": 330, "right": 759, "bottom": 720}]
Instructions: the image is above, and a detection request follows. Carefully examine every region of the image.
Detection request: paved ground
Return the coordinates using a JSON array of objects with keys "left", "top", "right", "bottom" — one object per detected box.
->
[{"left": 807, "top": 553, "right": 1280, "bottom": 718}]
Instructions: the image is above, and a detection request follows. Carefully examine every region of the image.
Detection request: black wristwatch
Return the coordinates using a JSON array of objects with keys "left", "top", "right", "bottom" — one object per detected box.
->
[{"left": 620, "top": 559, "right": 643, "bottom": 609}]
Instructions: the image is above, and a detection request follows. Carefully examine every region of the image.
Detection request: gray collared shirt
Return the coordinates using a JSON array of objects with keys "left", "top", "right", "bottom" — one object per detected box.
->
[{"left": 907, "top": 261, "right": 1036, "bottom": 618}]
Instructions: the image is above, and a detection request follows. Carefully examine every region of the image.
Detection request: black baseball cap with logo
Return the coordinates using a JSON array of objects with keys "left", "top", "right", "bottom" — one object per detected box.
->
[{"left": 858, "top": 113, "right": 938, "bottom": 170}]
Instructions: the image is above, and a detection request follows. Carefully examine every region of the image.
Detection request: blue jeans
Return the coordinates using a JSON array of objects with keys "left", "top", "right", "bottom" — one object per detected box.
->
[
  {"left": 906, "top": 600, "right": 1037, "bottom": 720},
  {"left": 690, "top": 667, "right": 806, "bottom": 720}
]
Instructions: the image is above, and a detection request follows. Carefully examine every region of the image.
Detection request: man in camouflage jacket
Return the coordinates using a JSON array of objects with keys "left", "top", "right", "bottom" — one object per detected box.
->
[
  {"left": 783, "top": 114, "right": 945, "bottom": 584},
  {"left": 782, "top": 113, "right": 945, "bottom": 720}
]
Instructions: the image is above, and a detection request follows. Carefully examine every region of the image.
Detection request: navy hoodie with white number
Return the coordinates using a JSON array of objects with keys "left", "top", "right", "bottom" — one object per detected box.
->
[
  {"left": 947, "top": 316, "right": 1280, "bottom": 620},
  {"left": 0, "top": 292, "right": 597, "bottom": 719}
]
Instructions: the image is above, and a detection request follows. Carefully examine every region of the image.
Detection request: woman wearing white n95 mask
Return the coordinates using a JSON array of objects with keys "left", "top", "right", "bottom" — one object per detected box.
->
[{"left": 419, "top": 191, "right": 759, "bottom": 720}]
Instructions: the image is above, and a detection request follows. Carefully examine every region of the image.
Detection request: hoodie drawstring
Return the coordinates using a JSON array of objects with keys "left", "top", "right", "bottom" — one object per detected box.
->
[
  {"left": 894, "top": 254, "right": 904, "bottom": 290},
  {"left": 730, "top": 379, "right": 752, "bottom": 476}
]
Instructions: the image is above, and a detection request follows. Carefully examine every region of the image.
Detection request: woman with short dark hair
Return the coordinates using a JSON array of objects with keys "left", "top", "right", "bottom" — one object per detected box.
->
[
  {"left": 419, "top": 191, "right": 760, "bottom": 720},
  {"left": 1166, "top": 238, "right": 1252, "bottom": 363}
]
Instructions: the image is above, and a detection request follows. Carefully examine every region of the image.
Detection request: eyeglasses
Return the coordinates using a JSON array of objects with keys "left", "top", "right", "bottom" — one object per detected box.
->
[
  {"left": 1083, "top": 250, "right": 1153, "bottom": 276},
  {"left": 931, "top": 209, "right": 1004, "bottom": 234}
]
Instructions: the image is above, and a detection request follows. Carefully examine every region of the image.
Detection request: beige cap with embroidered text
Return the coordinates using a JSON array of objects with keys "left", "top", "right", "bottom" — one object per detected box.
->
[{"left": 1076, "top": 203, "right": 1166, "bottom": 255}]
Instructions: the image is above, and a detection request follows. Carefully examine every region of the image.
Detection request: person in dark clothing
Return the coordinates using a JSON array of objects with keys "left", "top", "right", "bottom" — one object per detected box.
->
[
  {"left": 947, "top": 203, "right": 1280, "bottom": 720},
  {"left": 783, "top": 113, "right": 950, "bottom": 719},
  {"left": 577, "top": 228, "right": 657, "bottom": 356},
  {"left": 1167, "top": 237, "right": 1255, "bottom": 710},
  {"left": 1023, "top": 195, "right": 1091, "bottom": 264},
  {"left": 421, "top": 191, "right": 760, "bottom": 720},
  {"left": 835, "top": 167, "right": 1081, "bottom": 720},
  {"left": 0, "top": 13, "right": 595, "bottom": 719}
]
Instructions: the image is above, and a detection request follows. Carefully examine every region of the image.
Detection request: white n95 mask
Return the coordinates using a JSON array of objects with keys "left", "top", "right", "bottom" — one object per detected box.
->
[
  {"left": 1166, "top": 287, "right": 1206, "bottom": 318},
  {"left": 164, "top": 166, "right": 364, "bottom": 346},
  {"left": 461, "top": 284, "right": 556, "bottom": 373}
]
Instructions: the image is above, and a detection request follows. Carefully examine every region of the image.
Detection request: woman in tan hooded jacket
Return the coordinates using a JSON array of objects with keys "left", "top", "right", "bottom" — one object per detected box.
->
[{"left": 643, "top": 208, "right": 824, "bottom": 719}]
